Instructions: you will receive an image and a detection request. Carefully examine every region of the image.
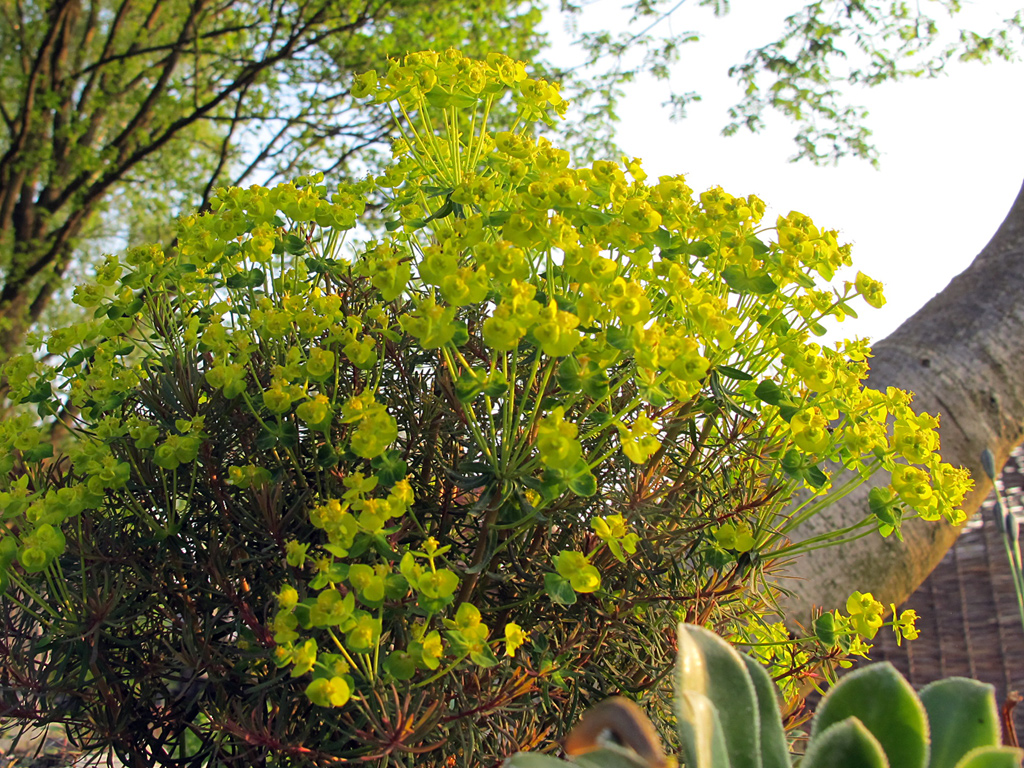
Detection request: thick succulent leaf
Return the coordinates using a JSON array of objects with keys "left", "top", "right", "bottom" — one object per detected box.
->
[
  {"left": 802, "top": 718, "right": 890, "bottom": 768},
  {"left": 676, "top": 623, "right": 760, "bottom": 768},
  {"left": 505, "top": 753, "right": 572, "bottom": 768},
  {"left": 953, "top": 747, "right": 1024, "bottom": 768},
  {"left": 739, "top": 652, "right": 791, "bottom": 768},
  {"left": 813, "top": 662, "right": 928, "bottom": 768},
  {"left": 675, "top": 690, "right": 732, "bottom": 768},
  {"left": 920, "top": 678, "right": 1001, "bottom": 768},
  {"left": 571, "top": 745, "right": 656, "bottom": 768}
]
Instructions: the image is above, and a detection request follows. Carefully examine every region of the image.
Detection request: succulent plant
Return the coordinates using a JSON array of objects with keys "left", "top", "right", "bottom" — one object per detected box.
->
[{"left": 507, "top": 623, "right": 1023, "bottom": 768}]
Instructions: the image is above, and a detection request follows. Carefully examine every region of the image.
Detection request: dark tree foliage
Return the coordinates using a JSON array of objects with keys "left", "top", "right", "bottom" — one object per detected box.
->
[{"left": 0, "top": 0, "right": 545, "bottom": 359}]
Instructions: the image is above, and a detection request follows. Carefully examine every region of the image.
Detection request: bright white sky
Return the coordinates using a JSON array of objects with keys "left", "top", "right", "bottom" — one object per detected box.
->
[{"left": 543, "top": 1, "right": 1024, "bottom": 343}]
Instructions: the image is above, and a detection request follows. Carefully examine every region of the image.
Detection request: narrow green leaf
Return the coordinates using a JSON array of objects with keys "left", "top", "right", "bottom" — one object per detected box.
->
[
  {"left": 812, "top": 663, "right": 928, "bottom": 768},
  {"left": 802, "top": 718, "right": 890, "bottom": 768},
  {"left": 716, "top": 365, "right": 753, "bottom": 381},
  {"left": 920, "top": 678, "right": 1001, "bottom": 768}
]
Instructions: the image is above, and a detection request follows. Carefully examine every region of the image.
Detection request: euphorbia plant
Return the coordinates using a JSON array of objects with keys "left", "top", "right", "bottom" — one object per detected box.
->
[{"left": 0, "top": 50, "right": 970, "bottom": 766}]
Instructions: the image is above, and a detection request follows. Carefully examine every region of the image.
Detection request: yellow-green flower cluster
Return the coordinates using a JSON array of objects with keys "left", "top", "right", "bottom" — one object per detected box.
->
[{"left": 346, "top": 48, "right": 970, "bottom": 533}]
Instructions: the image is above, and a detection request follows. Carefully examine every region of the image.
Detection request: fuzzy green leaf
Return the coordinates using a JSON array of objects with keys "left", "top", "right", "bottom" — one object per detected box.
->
[
  {"left": 676, "top": 623, "right": 760, "bottom": 768},
  {"left": 812, "top": 663, "right": 928, "bottom": 768},
  {"left": 739, "top": 653, "right": 790, "bottom": 768},
  {"left": 504, "top": 753, "right": 572, "bottom": 768},
  {"left": 572, "top": 745, "right": 653, "bottom": 768},
  {"left": 920, "top": 678, "right": 1002, "bottom": 768},
  {"left": 675, "top": 690, "right": 732, "bottom": 768},
  {"left": 953, "top": 747, "right": 1024, "bottom": 768},
  {"left": 802, "top": 718, "right": 890, "bottom": 768}
]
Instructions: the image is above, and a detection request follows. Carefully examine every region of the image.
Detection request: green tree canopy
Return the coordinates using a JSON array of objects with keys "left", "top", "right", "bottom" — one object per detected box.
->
[{"left": 0, "top": 0, "right": 545, "bottom": 357}]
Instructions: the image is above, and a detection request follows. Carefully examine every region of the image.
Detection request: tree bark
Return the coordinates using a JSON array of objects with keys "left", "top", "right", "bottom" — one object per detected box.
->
[{"left": 779, "top": 175, "right": 1024, "bottom": 616}]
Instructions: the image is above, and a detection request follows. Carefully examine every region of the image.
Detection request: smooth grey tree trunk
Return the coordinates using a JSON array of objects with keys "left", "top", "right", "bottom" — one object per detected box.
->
[{"left": 778, "top": 175, "right": 1024, "bottom": 617}]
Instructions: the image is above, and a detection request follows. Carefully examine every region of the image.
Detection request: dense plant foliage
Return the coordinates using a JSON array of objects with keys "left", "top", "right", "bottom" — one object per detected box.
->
[{"left": 0, "top": 51, "right": 969, "bottom": 766}]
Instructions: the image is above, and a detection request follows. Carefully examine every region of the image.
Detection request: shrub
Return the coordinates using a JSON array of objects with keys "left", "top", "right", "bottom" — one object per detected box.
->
[{"left": 0, "top": 50, "right": 970, "bottom": 767}]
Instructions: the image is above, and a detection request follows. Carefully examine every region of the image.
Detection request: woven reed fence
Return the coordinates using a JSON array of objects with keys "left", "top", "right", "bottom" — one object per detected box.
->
[{"left": 868, "top": 449, "right": 1024, "bottom": 742}]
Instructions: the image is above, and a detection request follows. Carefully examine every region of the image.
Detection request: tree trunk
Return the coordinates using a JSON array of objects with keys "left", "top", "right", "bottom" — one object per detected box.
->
[{"left": 779, "top": 175, "right": 1024, "bottom": 616}]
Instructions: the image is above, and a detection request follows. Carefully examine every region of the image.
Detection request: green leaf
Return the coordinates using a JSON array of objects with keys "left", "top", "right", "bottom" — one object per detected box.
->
[
  {"left": 470, "top": 644, "right": 499, "bottom": 668},
  {"left": 420, "top": 197, "right": 454, "bottom": 225},
  {"left": 739, "top": 653, "right": 790, "bottom": 768},
  {"left": 606, "top": 326, "right": 634, "bottom": 351},
  {"left": 63, "top": 345, "right": 97, "bottom": 369},
  {"left": 557, "top": 357, "right": 582, "bottom": 392},
  {"left": 568, "top": 469, "right": 598, "bottom": 497},
  {"left": 483, "top": 210, "right": 512, "bottom": 227},
  {"left": 455, "top": 369, "right": 484, "bottom": 402},
  {"left": 123, "top": 297, "right": 144, "bottom": 316},
  {"left": 754, "top": 380, "right": 789, "bottom": 406},
  {"left": 812, "top": 663, "right": 928, "bottom": 768},
  {"left": 544, "top": 573, "right": 577, "bottom": 606},
  {"left": 716, "top": 365, "right": 753, "bottom": 381},
  {"left": 675, "top": 690, "right": 732, "bottom": 768},
  {"left": 256, "top": 429, "right": 278, "bottom": 451},
  {"left": 676, "top": 623, "right": 760, "bottom": 768},
  {"left": 504, "top": 754, "right": 572, "bottom": 768},
  {"left": 24, "top": 379, "right": 53, "bottom": 404},
  {"left": 745, "top": 236, "right": 769, "bottom": 256},
  {"left": 802, "top": 718, "right": 890, "bottom": 768},
  {"left": 282, "top": 234, "right": 308, "bottom": 254},
  {"left": 581, "top": 209, "right": 614, "bottom": 227},
  {"left": 814, "top": 613, "right": 837, "bottom": 646},
  {"left": 689, "top": 241, "right": 715, "bottom": 259},
  {"left": 572, "top": 745, "right": 653, "bottom": 768},
  {"left": 22, "top": 443, "right": 54, "bottom": 462},
  {"left": 777, "top": 404, "right": 800, "bottom": 422},
  {"left": 920, "top": 678, "right": 1001, "bottom": 768},
  {"left": 781, "top": 449, "right": 805, "bottom": 476},
  {"left": 806, "top": 465, "right": 829, "bottom": 489},
  {"left": 580, "top": 365, "right": 610, "bottom": 400},
  {"left": 451, "top": 322, "right": 469, "bottom": 347},
  {"left": 384, "top": 651, "right": 417, "bottom": 681},
  {"left": 953, "top": 747, "right": 1024, "bottom": 768},
  {"left": 722, "top": 266, "right": 778, "bottom": 295},
  {"left": 371, "top": 450, "right": 408, "bottom": 486},
  {"left": 226, "top": 268, "right": 265, "bottom": 289}
]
